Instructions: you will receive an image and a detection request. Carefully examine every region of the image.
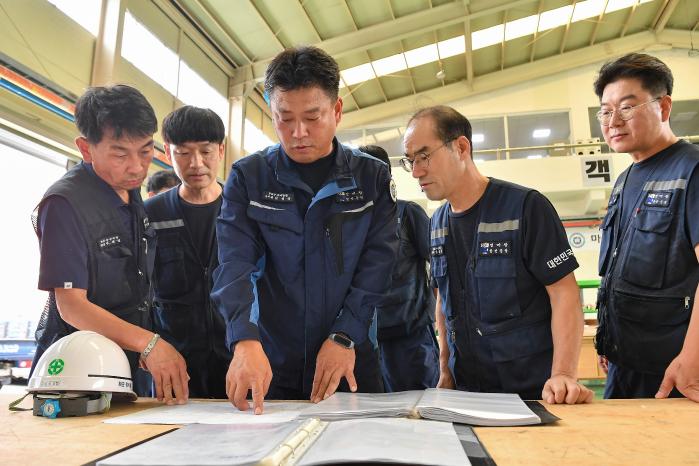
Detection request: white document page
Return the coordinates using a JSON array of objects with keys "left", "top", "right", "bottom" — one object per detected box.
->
[
  {"left": 104, "top": 400, "right": 307, "bottom": 425},
  {"left": 298, "top": 391, "right": 423, "bottom": 420},
  {"left": 416, "top": 388, "right": 540, "bottom": 426},
  {"left": 98, "top": 422, "right": 304, "bottom": 466},
  {"left": 297, "top": 418, "right": 470, "bottom": 466}
]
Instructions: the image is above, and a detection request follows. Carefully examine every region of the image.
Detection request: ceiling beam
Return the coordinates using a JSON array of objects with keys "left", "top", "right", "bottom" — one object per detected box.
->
[
  {"left": 464, "top": 18, "right": 474, "bottom": 86},
  {"left": 341, "top": 30, "right": 691, "bottom": 128},
  {"left": 589, "top": 0, "right": 610, "bottom": 46},
  {"left": 529, "top": 0, "right": 545, "bottom": 61},
  {"left": 620, "top": 0, "right": 640, "bottom": 37},
  {"left": 559, "top": 1, "right": 576, "bottom": 54},
  {"left": 653, "top": 0, "right": 680, "bottom": 33},
  {"left": 230, "top": 0, "right": 538, "bottom": 86},
  {"left": 386, "top": 0, "right": 417, "bottom": 94},
  {"left": 247, "top": 0, "right": 285, "bottom": 51}
]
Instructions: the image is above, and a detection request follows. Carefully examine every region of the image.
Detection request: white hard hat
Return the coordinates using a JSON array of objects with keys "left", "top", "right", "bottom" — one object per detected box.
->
[{"left": 28, "top": 330, "right": 137, "bottom": 401}]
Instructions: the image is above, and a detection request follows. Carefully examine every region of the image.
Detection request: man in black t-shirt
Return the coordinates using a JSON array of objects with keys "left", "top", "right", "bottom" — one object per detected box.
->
[
  {"left": 402, "top": 105, "right": 593, "bottom": 403},
  {"left": 145, "top": 106, "right": 230, "bottom": 398}
]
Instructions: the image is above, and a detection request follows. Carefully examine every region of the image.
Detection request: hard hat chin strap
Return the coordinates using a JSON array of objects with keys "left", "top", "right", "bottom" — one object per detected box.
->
[{"left": 8, "top": 392, "right": 112, "bottom": 417}]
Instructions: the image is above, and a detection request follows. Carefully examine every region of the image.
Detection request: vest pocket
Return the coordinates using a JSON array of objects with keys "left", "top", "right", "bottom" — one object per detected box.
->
[
  {"left": 155, "top": 246, "right": 188, "bottom": 298},
  {"left": 620, "top": 210, "right": 672, "bottom": 289},
  {"left": 612, "top": 290, "right": 690, "bottom": 373},
  {"left": 474, "top": 258, "right": 521, "bottom": 322},
  {"left": 95, "top": 245, "right": 134, "bottom": 308}
]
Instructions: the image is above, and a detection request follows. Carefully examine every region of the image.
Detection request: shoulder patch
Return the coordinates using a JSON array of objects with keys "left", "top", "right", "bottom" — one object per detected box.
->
[{"left": 389, "top": 179, "right": 397, "bottom": 203}]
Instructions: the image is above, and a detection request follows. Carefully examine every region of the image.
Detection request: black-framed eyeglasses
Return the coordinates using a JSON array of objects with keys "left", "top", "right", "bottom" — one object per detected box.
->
[
  {"left": 596, "top": 97, "right": 662, "bottom": 126},
  {"left": 400, "top": 140, "right": 454, "bottom": 172}
]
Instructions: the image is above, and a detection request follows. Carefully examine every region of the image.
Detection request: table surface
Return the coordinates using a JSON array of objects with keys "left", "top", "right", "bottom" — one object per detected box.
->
[{"left": 2, "top": 393, "right": 699, "bottom": 465}]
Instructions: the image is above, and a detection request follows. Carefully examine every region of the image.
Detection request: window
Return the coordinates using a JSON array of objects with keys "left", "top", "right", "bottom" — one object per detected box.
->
[
  {"left": 178, "top": 61, "right": 229, "bottom": 133},
  {"left": 471, "top": 118, "right": 506, "bottom": 162},
  {"left": 0, "top": 128, "right": 68, "bottom": 340},
  {"left": 121, "top": 11, "right": 179, "bottom": 95},
  {"left": 46, "top": 0, "right": 101, "bottom": 36},
  {"left": 507, "top": 112, "right": 571, "bottom": 159}
]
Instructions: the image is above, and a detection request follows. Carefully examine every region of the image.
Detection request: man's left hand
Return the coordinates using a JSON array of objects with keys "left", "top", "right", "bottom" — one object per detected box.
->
[
  {"left": 542, "top": 374, "right": 594, "bottom": 404},
  {"left": 310, "top": 339, "right": 356, "bottom": 403},
  {"left": 656, "top": 352, "right": 699, "bottom": 402}
]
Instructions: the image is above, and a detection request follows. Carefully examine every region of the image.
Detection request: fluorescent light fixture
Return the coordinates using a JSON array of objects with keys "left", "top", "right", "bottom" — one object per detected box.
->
[
  {"left": 472, "top": 133, "right": 485, "bottom": 143},
  {"left": 538, "top": 5, "right": 573, "bottom": 32},
  {"left": 572, "top": 0, "right": 606, "bottom": 22},
  {"left": 47, "top": 0, "right": 101, "bottom": 36},
  {"left": 472, "top": 24, "right": 504, "bottom": 50},
  {"left": 341, "top": 63, "right": 376, "bottom": 86},
  {"left": 532, "top": 128, "right": 551, "bottom": 138},
  {"left": 527, "top": 154, "right": 544, "bottom": 159},
  {"left": 505, "top": 14, "right": 539, "bottom": 40},
  {"left": 372, "top": 54, "right": 408, "bottom": 77},
  {"left": 122, "top": 12, "right": 179, "bottom": 95},
  {"left": 404, "top": 44, "right": 440, "bottom": 68},
  {"left": 438, "top": 36, "right": 466, "bottom": 58}
]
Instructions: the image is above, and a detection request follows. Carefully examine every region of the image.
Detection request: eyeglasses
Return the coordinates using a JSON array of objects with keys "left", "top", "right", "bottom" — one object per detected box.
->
[
  {"left": 400, "top": 140, "right": 454, "bottom": 172},
  {"left": 596, "top": 97, "right": 662, "bottom": 126}
]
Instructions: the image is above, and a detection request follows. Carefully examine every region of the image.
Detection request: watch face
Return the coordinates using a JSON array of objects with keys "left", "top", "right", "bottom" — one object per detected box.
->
[{"left": 331, "top": 333, "right": 353, "bottom": 348}]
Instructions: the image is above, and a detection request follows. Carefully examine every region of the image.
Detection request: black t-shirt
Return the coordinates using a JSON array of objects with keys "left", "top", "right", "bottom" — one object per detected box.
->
[
  {"left": 617, "top": 140, "right": 699, "bottom": 248},
  {"left": 440, "top": 186, "right": 578, "bottom": 295},
  {"left": 290, "top": 150, "right": 337, "bottom": 194},
  {"left": 180, "top": 195, "right": 223, "bottom": 264}
]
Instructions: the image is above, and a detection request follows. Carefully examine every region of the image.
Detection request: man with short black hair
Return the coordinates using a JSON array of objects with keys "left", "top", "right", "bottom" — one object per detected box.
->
[
  {"left": 593, "top": 53, "right": 699, "bottom": 401},
  {"left": 212, "top": 46, "right": 398, "bottom": 412},
  {"left": 403, "top": 105, "right": 592, "bottom": 404},
  {"left": 358, "top": 144, "right": 439, "bottom": 392},
  {"left": 147, "top": 170, "right": 179, "bottom": 197},
  {"left": 146, "top": 105, "right": 230, "bottom": 398},
  {"left": 32, "top": 85, "right": 188, "bottom": 403}
]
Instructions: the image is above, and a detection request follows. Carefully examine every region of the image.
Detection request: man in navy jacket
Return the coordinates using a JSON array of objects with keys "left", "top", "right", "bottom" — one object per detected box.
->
[{"left": 212, "top": 46, "right": 398, "bottom": 412}]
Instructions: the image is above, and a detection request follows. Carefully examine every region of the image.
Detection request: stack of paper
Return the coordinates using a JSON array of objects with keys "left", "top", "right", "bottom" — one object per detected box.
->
[
  {"left": 416, "top": 388, "right": 541, "bottom": 427},
  {"left": 298, "top": 390, "right": 422, "bottom": 421},
  {"left": 104, "top": 400, "right": 307, "bottom": 425},
  {"left": 298, "top": 388, "right": 541, "bottom": 426}
]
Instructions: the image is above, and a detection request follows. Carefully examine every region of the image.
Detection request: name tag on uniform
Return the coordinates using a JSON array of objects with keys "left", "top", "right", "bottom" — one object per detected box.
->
[
  {"left": 263, "top": 191, "right": 294, "bottom": 203},
  {"left": 98, "top": 234, "right": 122, "bottom": 250},
  {"left": 335, "top": 189, "right": 365, "bottom": 203},
  {"left": 644, "top": 191, "right": 672, "bottom": 208},
  {"left": 431, "top": 245, "right": 444, "bottom": 257},
  {"left": 479, "top": 241, "right": 511, "bottom": 256}
]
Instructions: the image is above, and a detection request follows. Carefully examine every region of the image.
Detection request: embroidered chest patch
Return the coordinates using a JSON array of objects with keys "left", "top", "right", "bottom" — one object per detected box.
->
[
  {"left": 644, "top": 191, "right": 672, "bottom": 208},
  {"left": 479, "top": 241, "right": 512, "bottom": 256},
  {"left": 335, "top": 189, "right": 365, "bottom": 203},
  {"left": 98, "top": 235, "right": 122, "bottom": 250},
  {"left": 263, "top": 191, "right": 294, "bottom": 203},
  {"left": 431, "top": 245, "right": 444, "bottom": 257}
]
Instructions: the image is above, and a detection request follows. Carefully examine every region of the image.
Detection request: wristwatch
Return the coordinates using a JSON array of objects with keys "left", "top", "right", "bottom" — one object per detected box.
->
[{"left": 328, "top": 333, "right": 355, "bottom": 349}]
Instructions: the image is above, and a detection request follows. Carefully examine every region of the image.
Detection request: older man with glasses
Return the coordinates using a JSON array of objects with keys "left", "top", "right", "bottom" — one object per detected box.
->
[
  {"left": 593, "top": 53, "right": 699, "bottom": 402},
  {"left": 402, "top": 105, "right": 593, "bottom": 404}
]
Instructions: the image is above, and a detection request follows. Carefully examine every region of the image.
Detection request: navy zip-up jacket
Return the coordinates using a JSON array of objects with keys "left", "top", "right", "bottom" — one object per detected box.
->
[{"left": 211, "top": 140, "right": 398, "bottom": 392}]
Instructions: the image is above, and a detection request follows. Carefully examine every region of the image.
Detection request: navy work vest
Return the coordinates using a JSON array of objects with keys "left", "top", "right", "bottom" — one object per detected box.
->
[
  {"left": 430, "top": 178, "right": 552, "bottom": 397},
  {"left": 596, "top": 141, "right": 699, "bottom": 374},
  {"left": 145, "top": 187, "right": 230, "bottom": 362},
  {"left": 33, "top": 163, "right": 154, "bottom": 385},
  {"left": 376, "top": 200, "right": 435, "bottom": 339}
]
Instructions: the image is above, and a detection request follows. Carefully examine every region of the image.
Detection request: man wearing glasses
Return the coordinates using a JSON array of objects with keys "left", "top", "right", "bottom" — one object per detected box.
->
[
  {"left": 402, "top": 105, "right": 593, "bottom": 404},
  {"left": 145, "top": 106, "right": 230, "bottom": 398},
  {"left": 593, "top": 53, "right": 699, "bottom": 401}
]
